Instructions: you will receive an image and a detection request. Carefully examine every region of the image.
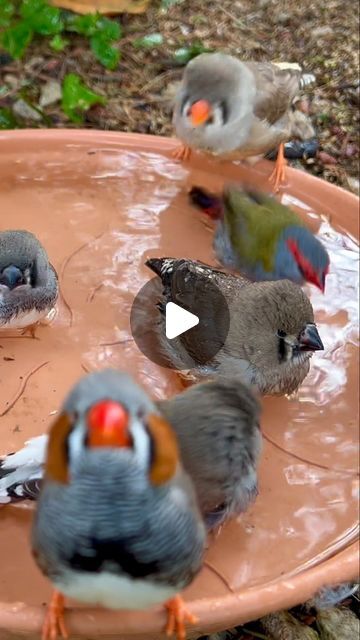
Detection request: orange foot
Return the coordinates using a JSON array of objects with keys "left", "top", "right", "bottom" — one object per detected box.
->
[
  {"left": 42, "top": 591, "right": 68, "bottom": 640},
  {"left": 269, "top": 142, "right": 287, "bottom": 192},
  {"left": 164, "top": 595, "right": 197, "bottom": 640},
  {"left": 21, "top": 323, "right": 39, "bottom": 339},
  {"left": 172, "top": 144, "right": 192, "bottom": 162}
]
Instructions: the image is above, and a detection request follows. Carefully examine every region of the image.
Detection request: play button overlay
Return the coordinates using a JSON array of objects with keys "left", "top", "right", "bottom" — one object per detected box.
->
[
  {"left": 130, "top": 274, "right": 230, "bottom": 371},
  {"left": 165, "top": 302, "right": 199, "bottom": 339}
]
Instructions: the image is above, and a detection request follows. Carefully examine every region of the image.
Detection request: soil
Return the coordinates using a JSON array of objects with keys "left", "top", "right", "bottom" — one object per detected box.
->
[{"left": 0, "top": 0, "right": 359, "bottom": 193}]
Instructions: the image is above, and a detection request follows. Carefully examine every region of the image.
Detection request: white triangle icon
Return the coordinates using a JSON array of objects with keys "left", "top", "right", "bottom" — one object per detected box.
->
[{"left": 165, "top": 302, "right": 199, "bottom": 340}]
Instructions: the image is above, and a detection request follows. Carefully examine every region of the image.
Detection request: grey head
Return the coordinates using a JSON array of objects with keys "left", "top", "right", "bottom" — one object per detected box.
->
[
  {"left": 275, "top": 226, "right": 330, "bottom": 291},
  {"left": 174, "top": 52, "right": 256, "bottom": 153},
  {"left": 220, "top": 279, "right": 324, "bottom": 395}
]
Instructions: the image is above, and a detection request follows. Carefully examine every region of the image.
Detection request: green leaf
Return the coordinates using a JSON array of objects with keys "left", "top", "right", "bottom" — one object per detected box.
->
[
  {"left": 96, "top": 16, "right": 121, "bottom": 41},
  {"left": 0, "top": 1, "right": 14, "bottom": 28},
  {"left": 65, "top": 13, "right": 121, "bottom": 40},
  {"left": 49, "top": 33, "right": 68, "bottom": 51},
  {"left": 0, "top": 21, "right": 33, "bottom": 59},
  {"left": 161, "top": 0, "right": 181, "bottom": 9},
  {"left": 133, "top": 33, "right": 163, "bottom": 49},
  {"left": 90, "top": 33, "right": 120, "bottom": 70},
  {"left": 65, "top": 12, "right": 99, "bottom": 36},
  {"left": 62, "top": 73, "right": 106, "bottom": 123},
  {"left": 20, "top": 0, "right": 63, "bottom": 35},
  {"left": 173, "top": 42, "right": 213, "bottom": 64},
  {"left": 0, "top": 107, "right": 19, "bottom": 129}
]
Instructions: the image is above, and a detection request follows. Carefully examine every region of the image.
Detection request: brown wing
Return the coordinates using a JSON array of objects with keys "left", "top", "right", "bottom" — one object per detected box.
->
[{"left": 245, "top": 62, "right": 302, "bottom": 125}]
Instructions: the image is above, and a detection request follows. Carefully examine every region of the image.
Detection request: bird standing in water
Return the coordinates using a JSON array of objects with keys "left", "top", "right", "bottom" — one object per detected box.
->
[
  {"left": 29, "top": 370, "right": 205, "bottom": 640},
  {"left": 146, "top": 257, "right": 324, "bottom": 395},
  {"left": 0, "top": 229, "right": 58, "bottom": 336}
]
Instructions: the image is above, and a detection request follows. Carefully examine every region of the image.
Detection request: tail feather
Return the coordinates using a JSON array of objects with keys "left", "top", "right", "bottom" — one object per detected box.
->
[
  {"left": 145, "top": 257, "right": 177, "bottom": 280},
  {"left": 0, "top": 435, "right": 47, "bottom": 504}
]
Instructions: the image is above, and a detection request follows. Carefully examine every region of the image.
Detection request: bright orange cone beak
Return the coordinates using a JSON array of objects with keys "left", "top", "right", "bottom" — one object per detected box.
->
[
  {"left": 189, "top": 100, "right": 211, "bottom": 126},
  {"left": 87, "top": 400, "right": 132, "bottom": 448}
]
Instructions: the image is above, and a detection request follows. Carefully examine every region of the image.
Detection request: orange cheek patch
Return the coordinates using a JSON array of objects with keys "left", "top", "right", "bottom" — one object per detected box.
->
[
  {"left": 190, "top": 100, "right": 211, "bottom": 126},
  {"left": 45, "top": 413, "right": 72, "bottom": 484},
  {"left": 147, "top": 414, "right": 179, "bottom": 486}
]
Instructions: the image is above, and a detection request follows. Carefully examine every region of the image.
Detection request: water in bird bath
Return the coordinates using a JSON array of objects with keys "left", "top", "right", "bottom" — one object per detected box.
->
[{"left": 0, "top": 131, "right": 358, "bottom": 637}]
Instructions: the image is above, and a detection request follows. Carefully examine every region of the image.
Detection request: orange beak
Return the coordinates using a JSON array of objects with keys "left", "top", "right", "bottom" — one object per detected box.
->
[
  {"left": 189, "top": 100, "right": 211, "bottom": 126},
  {"left": 87, "top": 400, "right": 132, "bottom": 448}
]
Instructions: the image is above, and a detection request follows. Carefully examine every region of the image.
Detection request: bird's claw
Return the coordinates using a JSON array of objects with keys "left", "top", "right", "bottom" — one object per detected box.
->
[
  {"left": 21, "top": 323, "right": 40, "bottom": 339},
  {"left": 165, "top": 595, "right": 197, "bottom": 640},
  {"left": 172, "top": 144, "right": 192, "bottom": 162},
  {"left": 42, "top": 591, "right": 68, "bottom": 640}
]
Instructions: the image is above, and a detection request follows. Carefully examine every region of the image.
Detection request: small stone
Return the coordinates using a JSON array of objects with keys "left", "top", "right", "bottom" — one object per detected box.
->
[
  {"left": 13, "top": 99, "right": 42, "bottom": 122},
  {"left": 4, "top": 74, "right": 19, "bottom": 89},
  {"left": 39, "top": 80, "right": 62, "bottom": 108},
  {"left": 317, "top": 151, "right": 337, "bottom": 165},
  {"left": 346, "top": 176, "right": 360, "bottom": 195},
  {"left": 277, "top": 12, "right": 291, "bottom": 24},
  {"left": 311, "top": 26, "right": 334, "bottom": 39}
]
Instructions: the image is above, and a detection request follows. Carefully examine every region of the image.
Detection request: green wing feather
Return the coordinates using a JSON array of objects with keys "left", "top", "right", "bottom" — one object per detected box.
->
[{"left": 223, "top": 187, "right": 305, "bottom": 272}]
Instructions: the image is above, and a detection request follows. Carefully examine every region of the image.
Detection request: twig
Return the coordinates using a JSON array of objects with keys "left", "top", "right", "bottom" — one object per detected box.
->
[{"left": 0, "top": 361, "right": 49, "bottom": 417}]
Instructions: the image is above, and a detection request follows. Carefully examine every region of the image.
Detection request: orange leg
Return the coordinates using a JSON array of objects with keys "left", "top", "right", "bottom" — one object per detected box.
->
[
  {"left": 164, "top": 595, "right": 197, "bottom": 640},
  {"left": 172, "top": 144, "right": 192, "bottom": 162},
  {"left": 268, "top": 142, "right": 287, "bottom": 192},
  {"left": 42, "top": 591, "right": 68, "bottom": 640}
]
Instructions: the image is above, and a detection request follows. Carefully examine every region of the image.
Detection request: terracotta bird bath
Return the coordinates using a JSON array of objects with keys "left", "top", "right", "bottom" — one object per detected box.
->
[{"left": 0, "top": 130, "right": 358, "bottom": 640}]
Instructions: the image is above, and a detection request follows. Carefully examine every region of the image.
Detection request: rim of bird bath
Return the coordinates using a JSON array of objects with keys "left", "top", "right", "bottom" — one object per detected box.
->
[{"left": 0, "top": 129, "right": 358, "bottom": 640}]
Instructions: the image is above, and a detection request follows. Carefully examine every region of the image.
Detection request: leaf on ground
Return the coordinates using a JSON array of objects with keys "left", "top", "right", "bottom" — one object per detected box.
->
[
  {"left": 133, "top": 33, "right": 164, "bottom": 48},
  {"left": 49, "top": 33, "right": 68, "bottom": 51},
  {"left": 90, "top": 34, "right": 120, "bottom": 70},
  {"left": 161, "top": 0, "right": 183, "bottom": 8},
  {"left": 65, "top": 13, "right": 121, "bottom": 40},
  {"left": 20, "top": 0, "right": 63, "bottom": 35},
  {"left": 62, "top": 73, "right": 106, "bottom": 123},
  {"left": 173, "top": 42, "right": 214, "bottom": 64},
  {"left": 0, "top": 107, "right": 19, "bottom": 130},
  {"left": 0, "top": 21, "right": 33, "bottom": 59},
  {"left": 0, "top": 1, "right": 14, "bottom": 29}
]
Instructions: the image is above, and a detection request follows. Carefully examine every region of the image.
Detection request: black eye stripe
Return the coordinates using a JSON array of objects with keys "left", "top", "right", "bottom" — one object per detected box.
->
[
  {"left": 220, "top": 100, "right": 229, "bottom": 123},
  {"left": 277, "top": 330, "right": 287, "bottom": 363}
]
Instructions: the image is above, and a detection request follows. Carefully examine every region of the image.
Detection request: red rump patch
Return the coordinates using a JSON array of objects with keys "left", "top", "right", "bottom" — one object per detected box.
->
[{"left": 287, "top": 238, "right": 325, "bottom": 292}]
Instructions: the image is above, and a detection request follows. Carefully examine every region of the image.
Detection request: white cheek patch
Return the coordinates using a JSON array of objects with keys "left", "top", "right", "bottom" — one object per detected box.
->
[
  {"left": 67, "top": 422, "right": 86, "bottom": 468},
  {"left": 130, "top": 417, "right": 151, "bottom": 471}
]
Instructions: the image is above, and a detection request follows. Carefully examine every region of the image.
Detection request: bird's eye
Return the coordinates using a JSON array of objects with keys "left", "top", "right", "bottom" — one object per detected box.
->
[
  {"left": 206, "top": 115, "right": 214, "bottom": 125},
  {"left": 277, "top": 330, "right": 287, "bottom": 338}
]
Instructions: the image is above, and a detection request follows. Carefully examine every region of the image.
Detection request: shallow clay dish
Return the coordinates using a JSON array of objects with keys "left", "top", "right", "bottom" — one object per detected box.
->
[{"left": 0, "top": 130, "right": 358, "bottom": 640}]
